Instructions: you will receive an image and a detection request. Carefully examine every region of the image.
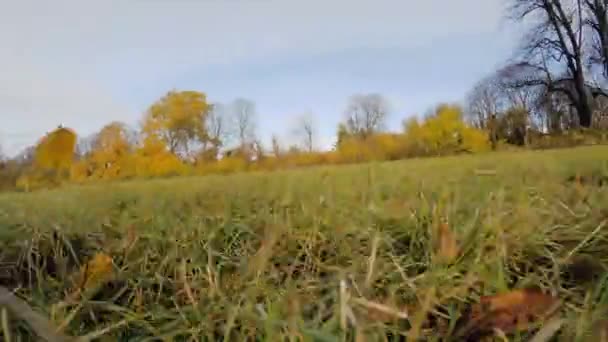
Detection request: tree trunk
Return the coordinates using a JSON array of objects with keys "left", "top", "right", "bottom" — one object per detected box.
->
[
  {"left": 576, "top": 99, "right": 593, "bottom": 127},
  {"left": 574, "top": 66, "right": 593, "bottom": 127}
]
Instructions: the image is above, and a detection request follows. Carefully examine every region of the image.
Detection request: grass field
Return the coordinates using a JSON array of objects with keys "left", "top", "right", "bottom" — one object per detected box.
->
[{"left": 1, "top": 146, "right": 608, "bottom": 341}]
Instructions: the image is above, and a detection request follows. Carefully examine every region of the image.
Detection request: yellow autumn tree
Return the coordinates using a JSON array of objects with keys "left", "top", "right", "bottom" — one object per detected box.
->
[
  {"left": 85, "top": 121, "right": 136, "bottom": 180},
  {"left": 404, "top": 105, "right": 490, "bottom": 156},
  {"left": 133, "top": 136, "right": 187, "bottom": 177},
  {"left": 142, "top": 90, "right": 212, "bottom": 158},
  {"left": 15, "top": 126, "right": 78, "bottom": 191},
  {"left": 34, "top": 126, "right": 78, "bottom": 172}
]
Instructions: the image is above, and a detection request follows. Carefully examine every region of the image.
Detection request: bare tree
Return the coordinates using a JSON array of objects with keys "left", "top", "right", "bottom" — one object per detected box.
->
[
  {"left": 271, "top": 134, "right": 282, "bottom": 158},
  {"left": 584, "top": 0, "right": 608, "bottom": 77},
  {"left": 465, "top": 75, "right": 502, "bottom": 129},
  {"left": 231, "top": 98, "right": 257, "bottom": 149},
  {"left": 207, "top": 102, "right": 230, "bottom": 148},
  {"left": 507, "top": 0, "right": 595, "bottom": 127},
  {"left": 293, "top": 112, "right": 316, "bottom": 152},
  {"left": 75, "top": 134, "right": 95, "bottom": 159},
  {"left": 343, "top": 93, "right": 389, "bottom": 138},
  {"left": 465, "top": 75, "right": 506, "bottom": 149},
  {"left": 12, "top": 144, "right": 35, "bottom": 166}
]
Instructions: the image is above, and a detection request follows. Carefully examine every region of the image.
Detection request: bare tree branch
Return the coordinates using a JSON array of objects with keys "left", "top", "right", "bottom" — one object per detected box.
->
[
  {"left": 506, "top": 0, "right": 596, "bottom": 127},
  {"left": 0, "top": 286, "right": 72, "bottom": 342},
  {"left": 343, "top": 93, "right": 389, "bottom": 138},
  {"left": 231, "top": 98, "right": 257, "bottom": 149},
  {"left": 293, "top": 112, "right": 316, "bottom": 152}
]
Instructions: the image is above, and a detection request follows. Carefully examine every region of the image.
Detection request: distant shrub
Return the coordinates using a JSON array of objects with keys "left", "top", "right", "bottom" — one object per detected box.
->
[
  {"left": 528, "top": 129, "right": 608, "bottom": 150},
  {"left": 198, "top": 156, "right": 248, "bottom": 175},
  {"left": 0, "top": 161, "right": 28, "bottom": 192},
  {"left": 403, "top": 104, "right": 490, "bottom": 156},
  {"left": 34, "top": 127, "right": 77, "bottom": 172}
]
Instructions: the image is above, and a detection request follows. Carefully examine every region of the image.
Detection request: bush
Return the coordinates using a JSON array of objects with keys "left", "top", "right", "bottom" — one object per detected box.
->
[{"left": 403, "top": 104, "right": 490, "bottom": 156}]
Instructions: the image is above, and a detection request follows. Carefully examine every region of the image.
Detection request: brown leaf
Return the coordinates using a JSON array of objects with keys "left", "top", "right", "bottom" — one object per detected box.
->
[
  {"left": 434, "top": 222, "right": 460, "bottom": 264},
  {"left": 592, "top": 319, "right": 608, "bottom": 342},
  {"left": 67, "top": 252, "right": 114, "bottom": 300},
  {"left": 455, "top": 287, "right": 561, "bottom": 340}
]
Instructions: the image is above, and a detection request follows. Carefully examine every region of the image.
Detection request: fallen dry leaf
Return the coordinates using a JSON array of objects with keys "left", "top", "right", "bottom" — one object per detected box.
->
[
  {"left": 68, "top": 252, "right": 114, "bottom": 300},
  {"left": 455, "top": 287, "right": 561, "bottom": 340},
  {"left": 591, "top": 319, "right": 608, "bottom": 342},
  {"left": 434, "top": 222, "right": 460, "bottom": 264}
]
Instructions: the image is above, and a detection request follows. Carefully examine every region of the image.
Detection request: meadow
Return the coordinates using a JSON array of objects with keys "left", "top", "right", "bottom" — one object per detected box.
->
[{"left": 0, "top": 146, "right": 608, "bottom": 341}]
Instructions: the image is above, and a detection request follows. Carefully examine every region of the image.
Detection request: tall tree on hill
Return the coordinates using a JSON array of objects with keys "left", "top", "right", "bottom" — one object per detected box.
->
[
  {"left": 34, "top": 126, "right": 78, "bottom": 179},
  {"left": 197, "top": 102, "right": 230, "bottom": 161},
  {"left": 142, "top": 90, "right": 212, "bottom": 158},
  {"left": 503, "top": 0, "right": 608, "bottom": 128},
  {"left": 231, "top": 98, "right": 257, "bottom": 150},
  {"left": 584, "top": 0, "right": 608, "bottom": 78},
  {"left": 465, "top": 74, "right": 503, "bottom": 130},
  {"left": 86, "top": 121, "right": 137, "bottom": 178},
  {"left": 207, "top": 103, "right": 229, "bottom": 149},
  {"left": 293, "top": 112, "right": 316, "bottom": 152},
  {"left": 271, "top": 134, "right": 282, "bottom": 158},
  {"left": 343, "top": 93, "right": 389, "bottom": 138},
  {"left": 465, "top": 70, "right": 541, "bottom": 147}
]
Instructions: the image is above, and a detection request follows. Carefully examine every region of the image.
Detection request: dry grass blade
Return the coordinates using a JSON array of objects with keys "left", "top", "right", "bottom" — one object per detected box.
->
[
  {"left": 340, "top": 279, "right": 357, "bottom": 329},
  {"left": 1, "top": 146, "right": 608, "bottom": 339},
  {"left": 179, "top": 259, "right": 198, "bottom": 307},
  {"left": 407, "top": 287, "right": 436, "bottom": 342},
  {"left": 75, "top": 319, "right": 129, "bottom": 342},
  {"left": 1, "top": 307, "right": 11, "bottom": 342},
  {"left": 55, "top": 302, "right": 83, "bottom": 334},
  {"left": 365, "top": 234, "right": 381, "bottom": 288},
  {"left": 351, "top": 297, "right": 409, "bottom": 321},
  {"left": 0, "top": 286, "right": 72, "bottom": 342},
  {"left": 529, "top": 317, "right": 565, "bottom": 342}
]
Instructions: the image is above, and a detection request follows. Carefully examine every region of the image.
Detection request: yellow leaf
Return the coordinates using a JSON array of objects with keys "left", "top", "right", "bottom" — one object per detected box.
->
[{"left": 72, "top": 252, "right": 114, "bottom": 296}]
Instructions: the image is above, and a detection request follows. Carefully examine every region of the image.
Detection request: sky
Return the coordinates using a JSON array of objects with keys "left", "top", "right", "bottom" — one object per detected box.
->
[{"left": 0, "top": 0, "right": 521, "bottom": 156}]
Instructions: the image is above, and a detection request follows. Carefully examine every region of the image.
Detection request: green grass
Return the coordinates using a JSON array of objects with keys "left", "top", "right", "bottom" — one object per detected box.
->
[{"left": 1, "top": 146, "right": 608, "bottom": 341}]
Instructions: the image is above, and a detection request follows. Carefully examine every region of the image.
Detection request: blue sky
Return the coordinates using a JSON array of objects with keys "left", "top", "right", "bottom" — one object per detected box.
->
[{"left": 0, "top": 0, "right": 520, "bottom": 156}]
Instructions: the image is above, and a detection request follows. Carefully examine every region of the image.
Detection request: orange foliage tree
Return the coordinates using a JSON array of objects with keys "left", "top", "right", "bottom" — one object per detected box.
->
[
  {"left": 142, "top": 90, "right": 212, "bottom": 158},
  {"left": 403, "top": 104, "right": 490, "bottom": 156},
  {"left": 34, "top": 126, "right": 78, "bottom": 172},
  {"left": 84, "top": 122, "right": 136, "bottom": 180},
  {"left": 16, "top": 126, "right": 78, "bottom": 191},
  {"left": 133, "top": 136, "right": 187, "bottom": 178}
]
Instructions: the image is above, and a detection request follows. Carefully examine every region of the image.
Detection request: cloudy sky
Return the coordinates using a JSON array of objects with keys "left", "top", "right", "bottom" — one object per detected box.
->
[{"left": 0, "top": 0, "right": 520, "bottom": 156}]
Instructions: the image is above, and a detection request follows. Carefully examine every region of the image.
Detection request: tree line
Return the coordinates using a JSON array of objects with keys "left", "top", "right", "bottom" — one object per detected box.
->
[
  {"left": 0, "top": 92, "right": 493, "bottom": 191},
  {"left": 465, "top": 0, "right": 608, "bottom": 146},
  {"left": 2, "top": 0, "right": 608, "bottom": 191}
]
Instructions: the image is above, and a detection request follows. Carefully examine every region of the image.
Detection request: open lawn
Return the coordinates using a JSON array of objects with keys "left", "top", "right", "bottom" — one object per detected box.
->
[{"left": 1, "top": 146, "right": 608, "bottom": 341}]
